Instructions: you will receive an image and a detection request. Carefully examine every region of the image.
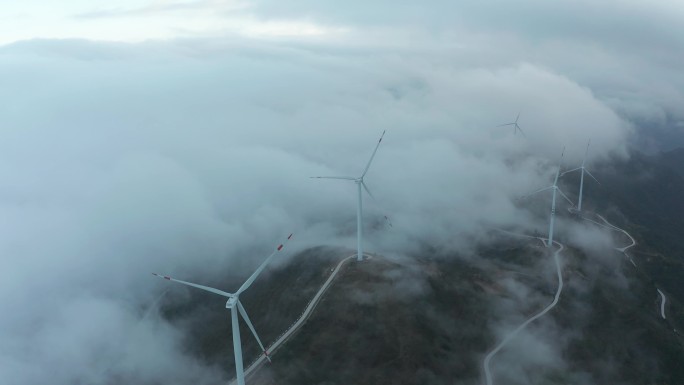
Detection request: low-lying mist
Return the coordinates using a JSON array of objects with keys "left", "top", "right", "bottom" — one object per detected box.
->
[{"left": 0, "top": 36, "right": 631, "bottom": 384}]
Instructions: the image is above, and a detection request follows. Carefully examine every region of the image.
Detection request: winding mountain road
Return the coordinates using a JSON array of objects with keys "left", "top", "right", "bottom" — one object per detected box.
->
[
  {"left": 582, "top": 214, "right": 672, "bottom": 322},
  {"left": 482, "top": 233, "right": 565, "bottom": 385},
  {"left": 233, "top": 253, "right": 363, "bottom": 384},
  {"left": 581, "top": 213, "right": 636, "bottom": 266},
  {"left": 595, "top": 214, "right": 636, "bottom": 253},
  {"left": 657, "top": 289, "right": 667, "bottom": 320},
  {"left": 594, "top": 216, "right": 676, "bottom": 325}
]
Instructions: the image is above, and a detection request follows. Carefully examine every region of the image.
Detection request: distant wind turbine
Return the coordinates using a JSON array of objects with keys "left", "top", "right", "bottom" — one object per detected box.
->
[
  {"left": 497, "top": 112, "right": 526, "bottom": 137},
  {"left": 312, "top": 131, "right": 386, "bottom": 262},
  {"left": 522, "top": 148, "right": 574, "bottom": 247},
  {"left": 561, "top": 140, "right": 600, "bottom": 212},
  {"left": 152, "top": 233, "right": 293, "bottom": 385}
]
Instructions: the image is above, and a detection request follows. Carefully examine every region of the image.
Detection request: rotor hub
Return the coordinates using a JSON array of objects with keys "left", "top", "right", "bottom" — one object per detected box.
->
[{"left": 226, "top": 296, "right": 239, "bottom": 309}]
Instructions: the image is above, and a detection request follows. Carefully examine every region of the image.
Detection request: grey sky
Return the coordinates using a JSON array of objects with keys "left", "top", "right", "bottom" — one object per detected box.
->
[
  {"left": 2, "top": 1, "right": 681, "bottom": 133},
  {"left": 242, "top": 0, "right": 684, "bottom": 143}
]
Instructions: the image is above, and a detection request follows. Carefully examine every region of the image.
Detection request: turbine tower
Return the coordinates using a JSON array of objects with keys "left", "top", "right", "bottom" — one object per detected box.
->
[
  {"left": 152, "top": 233, "right": 293, "bottom": 385},
  {"left": 561, "top": 140, "right": 600, "bottom": 212},
  {"left": 497, "top": 112, "right": 526, "bottom": 137},
  {"left": 312, "top": 130, "right": 385, "bottom": 262},
  {"left": 523, "top": 148, "right": 574, "bottom": 247}
]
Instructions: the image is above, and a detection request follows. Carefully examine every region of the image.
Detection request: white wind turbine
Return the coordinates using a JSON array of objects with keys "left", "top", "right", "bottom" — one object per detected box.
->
[
  {"left": 523, "top": 148, "right": 574, "bottom": 247},
  {"left": 152, "top": 233, "right": 293, "bottom": 385},
  {"left": 497, "top": 112, "right": 526, "bottom": 137},
  {"left": 312, "top": 130, "right": 385, "bottom": 262},
  {"left": 561, "top": 140, "right": 600, "bottom": 212}
]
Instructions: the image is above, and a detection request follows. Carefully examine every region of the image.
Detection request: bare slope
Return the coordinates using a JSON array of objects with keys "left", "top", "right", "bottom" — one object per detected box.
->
[{"left": 158, "top": 237, "right": 684, "bottom": 385}]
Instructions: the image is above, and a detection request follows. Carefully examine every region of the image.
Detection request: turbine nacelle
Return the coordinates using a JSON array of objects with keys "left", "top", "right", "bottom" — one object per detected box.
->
[{"left": 226, "top": 296, "right": 239, "bottom": 309}]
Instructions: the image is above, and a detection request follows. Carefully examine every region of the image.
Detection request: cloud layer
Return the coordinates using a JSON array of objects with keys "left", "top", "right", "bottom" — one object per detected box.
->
[{"left": 2, "top": 1, "right": 674, "bottom": 382}]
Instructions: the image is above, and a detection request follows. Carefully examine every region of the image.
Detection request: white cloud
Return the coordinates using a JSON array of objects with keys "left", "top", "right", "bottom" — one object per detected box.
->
[{"left": 1, "top": 1, "right": 675, "bottom": 382}]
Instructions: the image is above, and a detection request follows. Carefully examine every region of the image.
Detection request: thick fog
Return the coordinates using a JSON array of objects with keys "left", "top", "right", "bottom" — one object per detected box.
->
[{"left": 2, "top": 0, "right": 680, "bottom": 383}]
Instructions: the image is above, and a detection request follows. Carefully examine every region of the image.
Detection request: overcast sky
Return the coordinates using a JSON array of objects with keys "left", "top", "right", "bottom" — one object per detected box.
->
[
  {"left": 0, "top": 1, "right": 681, "bottom": 384},
  {"left": 2, "top": 0, "right": 682, "bottom": 147}
]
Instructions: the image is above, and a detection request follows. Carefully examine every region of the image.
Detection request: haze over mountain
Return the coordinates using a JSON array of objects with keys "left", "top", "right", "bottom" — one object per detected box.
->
[
  {"left": 1, "top": 1, "right": 683, "bottom": 384},
  {"left": 164, "top": 149, "right": 684, "bottom": 385}
]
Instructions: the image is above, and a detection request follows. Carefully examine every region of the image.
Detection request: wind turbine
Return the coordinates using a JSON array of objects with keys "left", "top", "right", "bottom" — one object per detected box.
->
[
  {"left": 561, "top": 140, "right": 600, "bottom": 212},
  {"left": 497, "top": 112, "right": 526, "bottom": 137},
  {"left": 312, "top": 130, "right": 385, "bottom": 262},
  {"left": 522, "top": 148, "right": 574, "bottom": 247},
  {"left": 152, "top": 233, "right": 293, "bottom": 385}
]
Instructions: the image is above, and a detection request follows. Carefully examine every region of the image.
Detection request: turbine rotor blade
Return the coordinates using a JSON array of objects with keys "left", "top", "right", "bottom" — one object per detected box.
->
[
  {"left": 237, "top": 300, "right": 271, "bottom": 363},
  {"left": 560, "top": 167, "right": 581, "bottom": 177},
  {"left": 496, "top": 123, "right": 515, "bottom": 127},
  {"left": 361, "top": 130, "right": 386, "bottom": 178},
  {"left": 585, "top": 169, "right": 601, "bottom": 185},
  {"left": 361, "top": 181, "right": 375, "bottom": 200},
  {"left": 557, "top": 188, "right": 575, "bottom": 206},
  {"left": 310, "top": 176, "right": 356, "bottom": 180},
  {"left": 151, "top": 273, "right": 233, "bottom": 298},
  {"left": 520, "top": 186, "right": 553, "bottom": 200},
  {"left": 583, "top": 139, "right": 591, "bottom": 167},
  {"left": 516, "top": 124, "right": 526, "bottom": 138},
  {"left": 553, "top": 146, "right": 566, "bottom": 186},
  {"left": 553, "top": 169, "right": 561, "bottom": 187},
  {"left": 235, "top": 233, "right": 293, "bottom": 295}
]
